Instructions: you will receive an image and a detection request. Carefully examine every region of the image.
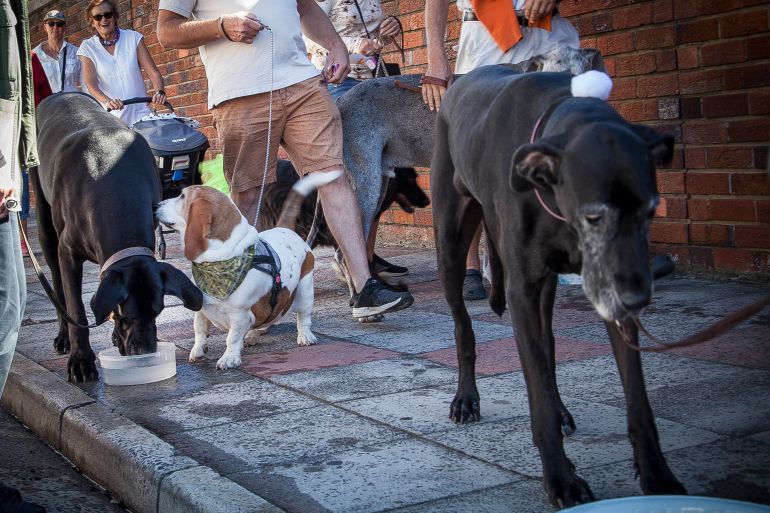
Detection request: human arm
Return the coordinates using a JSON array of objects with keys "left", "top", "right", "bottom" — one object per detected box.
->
[
  {"left": 422, "top": 0, "right": 451, "bottom": 111},
  {"left": 79, "top": 55, "right": 123, "bottom": 110},
  {"left": 156, "top": 9, "right": 264, "bottom": 49},
  {"left": 524, "top": 0, "right": 557, "bottom": 21},
  {"left": 136, "top": 39, "right": 166, "bottom": 106},
  {"left": 297, "top": 0, "right": 350, "bottom": 84}
]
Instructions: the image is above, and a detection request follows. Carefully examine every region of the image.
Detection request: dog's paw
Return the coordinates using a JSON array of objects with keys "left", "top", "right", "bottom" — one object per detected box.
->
[
  {"left": 67, "top": 351, "right": 98, "bottom": 383},
  {"left": 244, "top": 329, "right": 263, "bottom": 347},
  {"left": 297, "top": 331, "right": 317, "bottom": 346},
  {"left": 53, "top": 332, "right": 70, "bottom": 354},
  {"left": 449, "top": 393, "right": 481, "bottom": 424},
  {"left": 189, "top": 344, "right": 208, "bottom": 362},
  {"left": 544, "top": 470, "right": 594, "bottom": 509},
  {"left": 216, "top": 352, "right": 241, "bottom": 370}
]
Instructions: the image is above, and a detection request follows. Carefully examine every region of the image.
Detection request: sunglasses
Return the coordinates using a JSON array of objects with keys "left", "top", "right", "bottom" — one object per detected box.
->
[
  {"left": 91, "top": 11, "right": 114, "bottom": 21},
  {"left": 46, "top": 21, "right": 65, "bottom": 27}
]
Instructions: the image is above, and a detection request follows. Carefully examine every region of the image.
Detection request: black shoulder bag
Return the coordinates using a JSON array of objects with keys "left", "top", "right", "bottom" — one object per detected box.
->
[
  {"left": 350, "top": 0, "right": 404, "bottom": 78},
  {"left": 59, "top": 44, "right": 67, "bottom": 92}
]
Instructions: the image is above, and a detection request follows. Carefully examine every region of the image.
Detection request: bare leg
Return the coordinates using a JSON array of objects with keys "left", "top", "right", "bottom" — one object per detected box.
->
[
  {"left": 465, "top": 225, "right": 482, "bottom": 270},
  {"left": 317, "top": 170, "right": 370, "bottom": 293},
  {"left": 230, "top": 186, "right": 262, "bottom": 227},
  {"left": 366, "top": 218, "right": 379, "bottom": 262}
]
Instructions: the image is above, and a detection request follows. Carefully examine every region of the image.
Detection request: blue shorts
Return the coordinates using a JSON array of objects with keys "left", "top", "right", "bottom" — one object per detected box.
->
[{"left": 327, "top": 77, "right": 361, "bottom": 102}]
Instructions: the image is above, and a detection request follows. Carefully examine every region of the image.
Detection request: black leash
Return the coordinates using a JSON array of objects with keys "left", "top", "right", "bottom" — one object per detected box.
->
[{"left": 18, "top": 215, "right": 103, "bottom": 329}]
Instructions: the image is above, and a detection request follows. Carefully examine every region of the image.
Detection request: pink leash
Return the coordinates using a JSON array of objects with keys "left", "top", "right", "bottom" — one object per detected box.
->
[{"left": 530, "top": 110, "right": 567, "bottom": 223}]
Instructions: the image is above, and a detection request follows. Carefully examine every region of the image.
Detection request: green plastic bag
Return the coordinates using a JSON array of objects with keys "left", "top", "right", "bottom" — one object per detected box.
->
[{"left": 198, "top": 154, "right": 229, "bottom": 195}]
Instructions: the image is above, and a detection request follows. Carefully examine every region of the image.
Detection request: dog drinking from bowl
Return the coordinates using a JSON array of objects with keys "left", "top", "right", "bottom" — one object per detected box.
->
[{"left": 157, "top": 172, "right": 341, "bottom": 369}]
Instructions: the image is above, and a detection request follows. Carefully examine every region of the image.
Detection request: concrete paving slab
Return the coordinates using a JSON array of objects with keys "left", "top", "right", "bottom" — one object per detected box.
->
[
  {"left": 581, "top": 437, "right": 770, "bottom": 503},
  {"left": 553, "top": 353, "right": 746, "bottom": 403},
  {"left": 151, "top": 378, "right": 320, "bottom": 434},
  {"left": 272, "top": 357, "right": 457, "bottom": 402},
  {"left": 347, "top": 318, "right": 512, "bottom": 354},
  {"left": 165, "top": 404, "right": 408, "bottom": 475},
  {"left": 612, "top": 367, "right": 770, "bottom": 436},
  {"left": 386, "top": 479, "right": 553, "bottom": 513},
  {"left": 425, "top": 399, "right": 723, "bottom": 477},
  {"left": 230, "top": 438, "right": 520, "bottom": 513},
  {"left": 339, "top": 373, "right": 530, "bottom": 434}
]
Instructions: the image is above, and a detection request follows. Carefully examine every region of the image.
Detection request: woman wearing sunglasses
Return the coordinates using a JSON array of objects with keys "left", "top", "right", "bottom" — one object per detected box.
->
[
  {"left": 32, "top": 10, "right": 81, "bottom": 93},
  {"left": 78, "top": 0, "right": 166, "bottom": 127}
]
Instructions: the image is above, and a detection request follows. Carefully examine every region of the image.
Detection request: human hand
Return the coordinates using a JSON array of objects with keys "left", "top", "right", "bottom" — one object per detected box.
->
[
  {"left": 221, "top": 11, "right": 266, "bottom": 44},
  {"left": 151, "top": 90, "right": 166, "bottom": 108},
  {"left": 356, "top": 38, "right": 384, "bottom": 56},
  {"left": 524, "top": 0, "right": 557, "bottom": 21},
  {"left": 422, "top": 57, "right": 452, "bottom": 111},
  {"left": 324, "top": 42, "right": 351, "bottom": 84},
  {"left": 106, "top": 98, "right": 124, "bottom": 111},
  {"left": 0, "top": 186, "right": 16, "bottom": 219},
  {"left": 378, "top": 16, "right": 401, "bottom": 38}
]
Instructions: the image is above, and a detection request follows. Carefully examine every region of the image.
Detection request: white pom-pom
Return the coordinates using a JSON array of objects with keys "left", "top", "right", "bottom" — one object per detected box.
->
[{"left": 571, "top": 70, "right": 613, "bottom": 100}]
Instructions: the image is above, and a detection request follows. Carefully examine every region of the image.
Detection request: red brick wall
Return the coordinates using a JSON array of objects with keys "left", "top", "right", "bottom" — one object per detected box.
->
[{"left": 30, "top": 1, "right": 770, "bottom": 276}]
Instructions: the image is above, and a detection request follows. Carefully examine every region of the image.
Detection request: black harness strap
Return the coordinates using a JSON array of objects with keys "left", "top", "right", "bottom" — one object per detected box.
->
[{"left": 251, "top": 239, "right": 282, "bottom": 308}]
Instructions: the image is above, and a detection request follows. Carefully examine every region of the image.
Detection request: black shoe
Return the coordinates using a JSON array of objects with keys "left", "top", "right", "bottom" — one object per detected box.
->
[
  {"left": 371, "top": 253, "right": 409, "bottom": 277},
  {"left": 652, "top": 255, "right": 675, "bottom": 280},
  {"left": 0, "top": 485, "right": 46, "bottom": 513},
  {"left": 351, "top": 278, "right": 414, "bottom": 318},
  {"left": 463, "top": 269, "right": 487, "bottom": 300}
]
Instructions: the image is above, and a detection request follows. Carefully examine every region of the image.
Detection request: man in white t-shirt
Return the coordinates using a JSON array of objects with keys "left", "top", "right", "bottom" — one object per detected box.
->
[{"left": 157, "top": 0, "right": 414, "bottom": 320}]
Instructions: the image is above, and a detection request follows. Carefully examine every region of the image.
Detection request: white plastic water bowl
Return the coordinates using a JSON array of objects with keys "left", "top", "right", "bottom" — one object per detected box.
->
[
  {"left": 562, "top": 496, "right": 770, "bottom": 513},
  {"left": 98, "top": 342, "right": 177, "bottom": 386}
]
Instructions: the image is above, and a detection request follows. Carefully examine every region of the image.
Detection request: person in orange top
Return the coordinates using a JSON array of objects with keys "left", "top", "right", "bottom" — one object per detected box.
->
[{"left": 422, "top": 0, "right": 579, "bottom": 299}]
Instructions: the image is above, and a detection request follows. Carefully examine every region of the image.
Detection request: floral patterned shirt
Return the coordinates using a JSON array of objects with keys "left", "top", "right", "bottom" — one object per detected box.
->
[{"left": 303, "top": 0, "right": 385, "bottom": 81}]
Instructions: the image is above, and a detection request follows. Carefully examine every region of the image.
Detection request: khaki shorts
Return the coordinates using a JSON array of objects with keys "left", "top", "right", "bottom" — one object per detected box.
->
[{"left": 212, "top": 76, "right": 344, "bottom": 193}]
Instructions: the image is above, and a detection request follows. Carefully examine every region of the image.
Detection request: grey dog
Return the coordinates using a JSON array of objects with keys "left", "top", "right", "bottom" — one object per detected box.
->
[{"left": 336, "top": 46, "right": 606, "bottom": 242}]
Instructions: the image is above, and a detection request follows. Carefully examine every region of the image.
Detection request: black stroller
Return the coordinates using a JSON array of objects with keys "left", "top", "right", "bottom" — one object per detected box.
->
[{"left": 123, "top": 97, "right": 209, "bottom": 258}]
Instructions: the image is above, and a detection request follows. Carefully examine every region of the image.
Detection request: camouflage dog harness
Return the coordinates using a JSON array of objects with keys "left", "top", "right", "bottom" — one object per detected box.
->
[{"left": 192, "top": 240, "right": 282, "bottom": 303}]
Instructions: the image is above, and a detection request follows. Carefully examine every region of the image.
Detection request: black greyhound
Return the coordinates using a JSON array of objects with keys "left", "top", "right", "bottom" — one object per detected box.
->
[{"left": 430, "top": 68, "right": 684, "bottom": 507}]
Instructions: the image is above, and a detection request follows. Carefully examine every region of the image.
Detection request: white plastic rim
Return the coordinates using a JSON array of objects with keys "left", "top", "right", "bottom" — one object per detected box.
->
[
  {"left": 561, "top": 496, "right": 770, "bottom": 513},
  {"left": 98, "top": 342, "right": 177, "bottom": 386}
]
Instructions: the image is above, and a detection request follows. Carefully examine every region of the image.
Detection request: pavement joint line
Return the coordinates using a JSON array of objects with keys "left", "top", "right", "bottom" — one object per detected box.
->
[
  {"left": 261, "top": 369, "right": 532, "bottom": 477},
  {"left": 59, "top": 400, "right": 97, "bottom": 450}
]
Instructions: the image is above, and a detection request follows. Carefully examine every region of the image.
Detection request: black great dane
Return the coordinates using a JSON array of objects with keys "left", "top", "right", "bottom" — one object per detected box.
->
[
  {"left": 32, "top": 93, "right": 202, "bottom": 382},
  {"left": 430, "top": 67, "right": 684, "bottom": 507}
]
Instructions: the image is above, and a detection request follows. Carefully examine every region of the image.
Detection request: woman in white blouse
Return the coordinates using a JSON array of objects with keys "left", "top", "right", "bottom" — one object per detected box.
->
[
  {"left": 304, "top": 0, "right": 402, "bottom": 101},
  {"left": 78, "top": 0, "right": 166, "bottom": 127},
  {"left": 32, "top": 10, "right": 81, "bottom": 93}
]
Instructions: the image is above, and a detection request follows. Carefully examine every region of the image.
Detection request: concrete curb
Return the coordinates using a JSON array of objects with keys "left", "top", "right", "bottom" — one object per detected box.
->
[{"left": 1, "top": 352, "right": 284, "bottom": 513}]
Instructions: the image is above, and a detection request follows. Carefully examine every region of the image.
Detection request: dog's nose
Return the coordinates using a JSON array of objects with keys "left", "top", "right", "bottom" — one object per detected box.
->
[{"left": 619, "top": 290, "right": 651, "bottom": 311}]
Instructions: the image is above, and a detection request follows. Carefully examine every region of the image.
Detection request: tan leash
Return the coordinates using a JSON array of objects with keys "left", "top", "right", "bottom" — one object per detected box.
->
[{"left": 617, "top": 294, "right": 770, "bottom": 353}]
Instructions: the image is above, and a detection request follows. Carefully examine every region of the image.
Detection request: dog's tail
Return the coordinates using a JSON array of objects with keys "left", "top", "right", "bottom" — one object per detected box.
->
[{"left": 276, "top": 170, "right": 343, "bottom": 231}]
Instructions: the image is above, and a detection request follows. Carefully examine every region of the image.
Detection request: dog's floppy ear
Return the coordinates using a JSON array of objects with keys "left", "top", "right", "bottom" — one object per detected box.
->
[
  {"left": 157, "top": 262, "right": 203, "bottom": 311},
  {"left": 631, "top": 125, "right": 675, "bottom": 165},
  {"left": 583, "top": 48, "right": 607, "bottom": 72},
  {"left": 184, "top": 197, "right": 213, "bottom": 260},
  {"left": 91, "top": 270, "right": 129, "bottom": 325},
  {"left": 511, "top": 142, "right": 563, "bottom": 192}
]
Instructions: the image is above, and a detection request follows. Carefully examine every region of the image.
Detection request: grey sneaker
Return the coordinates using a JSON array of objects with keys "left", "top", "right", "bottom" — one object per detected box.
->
[
  {"left": 351, "top": 278, "right": 414, "bottom": 318},
  {"left": 463, "top": 269, "right": 487, "bottom": 300}
]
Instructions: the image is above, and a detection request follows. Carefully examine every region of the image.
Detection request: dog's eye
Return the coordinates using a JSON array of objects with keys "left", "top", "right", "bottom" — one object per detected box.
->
[
  {"left": 585, "top": 214, "right": 603, "bottom": 226},
  {"left": 180, "top": 193, "right": 185, "bottom": 199}
]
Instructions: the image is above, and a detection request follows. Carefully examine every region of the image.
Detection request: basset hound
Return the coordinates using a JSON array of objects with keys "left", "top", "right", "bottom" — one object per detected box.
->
[{"left": 156, "top": 171, "right": 341, "bottom": 369}]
